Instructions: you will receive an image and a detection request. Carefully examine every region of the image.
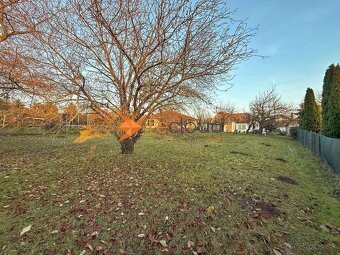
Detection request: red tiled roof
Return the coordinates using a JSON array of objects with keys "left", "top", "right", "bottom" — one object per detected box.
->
[
  {"left": 214, "top": 112, "right": 250, "bottom": 123},
  {"left": 149, "top": 110, "right": 197, "bottom": 123}
]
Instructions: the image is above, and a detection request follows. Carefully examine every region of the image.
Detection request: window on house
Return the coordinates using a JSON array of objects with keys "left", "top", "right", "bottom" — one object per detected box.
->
[{"left": 237, "top": 124, "right": 246, "bottom": 130}]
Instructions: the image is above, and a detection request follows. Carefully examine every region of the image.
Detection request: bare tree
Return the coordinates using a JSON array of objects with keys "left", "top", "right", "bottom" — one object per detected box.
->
[
  {"left": 0, "top": 47, "right": 55, "bottom": 95},
  {"left": 216, "top": 102, "right": 236, "bottom": 114},
  {"left": 23, "top": 0, "right": 255, "bottom": 153},
  {"left": 0, "top": 0, "right": 52, "bottom": 43},
  {"left": 192, "top": 103, "right": 211, "bottom": 128},
  {"left": 249, "top": 87, "right": 292, "bottom": 134},
  {"left": 0, "top": 1, "right": 61, "bottom": 98},
  {"left": 213, "top": 102, "right": 237, "bottom": 127}
]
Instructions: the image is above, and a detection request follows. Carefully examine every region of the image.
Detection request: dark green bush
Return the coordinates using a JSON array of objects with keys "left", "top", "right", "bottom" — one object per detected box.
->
[
  {"left": 42, "top": 121, "right": 59, "bottom": 131},
  {"left": 290, "top": 127, "right": 298, "bottom": 139}
]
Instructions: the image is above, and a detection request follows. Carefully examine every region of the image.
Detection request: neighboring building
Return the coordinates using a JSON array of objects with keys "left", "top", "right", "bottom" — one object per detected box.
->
[
  {"left": 145, "top": 110, "right": 197, "bottom": 129},
  {"left": 145, "top": 111, "right": 261, "bottom": 133},
  {"left": 144, "top": 110, "right": 299, "bottom": 134},
  {"left": 213, "top": 112, "right": 259, "bottom": 133},
  {"left": 276, "top": 113, "right": 299, "bottom": 135}
]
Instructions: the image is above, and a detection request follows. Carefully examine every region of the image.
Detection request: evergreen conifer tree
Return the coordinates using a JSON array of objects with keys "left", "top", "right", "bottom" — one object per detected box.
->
[
  {"left": 322, "top": 64, "right": 340, "bottom": 138},
  {"left": 301, "top": 88, "right": 319, "bottom": 132}
]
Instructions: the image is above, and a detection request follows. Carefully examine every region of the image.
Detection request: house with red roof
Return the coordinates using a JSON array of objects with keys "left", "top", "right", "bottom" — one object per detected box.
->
[
  {"left": 145, "top": 110, "right": 258, "bottom": 133},
  {"left": 145, "top": 110, "right": 197, "bottom": 129},
  {"left": 145, "top": 110, "right": 260, "bottom": 133},
  {"left": 213, "top": 112, "right": 259, "bottom": 133}
]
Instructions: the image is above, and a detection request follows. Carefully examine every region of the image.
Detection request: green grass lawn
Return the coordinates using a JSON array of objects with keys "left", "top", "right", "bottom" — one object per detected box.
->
[{"left": 0, "top": 130, "right": 339, "bottom": 255}]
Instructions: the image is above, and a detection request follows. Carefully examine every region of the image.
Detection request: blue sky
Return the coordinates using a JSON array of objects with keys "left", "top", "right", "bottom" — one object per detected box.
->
[{"left": 217, "top": 0, "right": 340, "bottom": 111}]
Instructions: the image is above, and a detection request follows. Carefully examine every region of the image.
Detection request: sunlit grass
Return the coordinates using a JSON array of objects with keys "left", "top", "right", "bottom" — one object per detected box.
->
[{"left": 0, "top": 131, "right": 339, "bottom": 254}]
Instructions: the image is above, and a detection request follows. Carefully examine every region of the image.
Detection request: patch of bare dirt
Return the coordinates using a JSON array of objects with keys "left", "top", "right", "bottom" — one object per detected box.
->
[
  {"left": 276, "top": 176, "right": 298, "bottom": 185},
  {"left": 230, "top": 151, "right": 252, "bottom": 157},
  {"left": 240, "top": 197, "right": 281, "bottom": 219},
  {"left": 276, "top": 157, "right": 288, "bottom": 163},
  {"left": 220, "top": 187, "right": 281, "bottom": 221}
]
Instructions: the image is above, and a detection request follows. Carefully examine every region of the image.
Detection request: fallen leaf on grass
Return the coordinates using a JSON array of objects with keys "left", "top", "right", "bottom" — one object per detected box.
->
[
  {"left": 20, "top": 225, "right": 32, "bottom": 236},
  {"left": 137, "top": 234, "right": 146, "bottom": 238},
  {"left": 187, "top": 240, "right": 194, "bottom": 249},
  {"left": 91, "top": 231, "right": 99, "bottom": 237},
  {"left": 86, "top": 244, "right": 93, "bottom": 251},
  {"left": 284, "top": 242, "right": 292, "bottom": 249},
  {"left": 196, "top": 244, "right": 206, "bottom": 254},
  {"left": 236, "top": 247, "right": 247, "bottom": 255},
  {"left": 159, "top": 240, "right": 167, "bottom": 247},
  {"left": 207, "top": 206, "right": 215, "bottom": 215},
  {"left": 96, "top": 246, "right": 103, "bottom": 251},
  {"left": 50, "top": 230, "right": 58, "bottom": 234},
  {"left": 273, "top": 248, "right": 282, "bottom": 255},
  {"left": 320, "top": 225, "right": 330, "bottom": 232}
]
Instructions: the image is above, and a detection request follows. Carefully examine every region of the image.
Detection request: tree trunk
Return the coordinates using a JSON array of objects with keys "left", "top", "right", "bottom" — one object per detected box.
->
[
  {"left": 118, "top": 131, "right": 142, "bottom": 154},
  {"left": 119, "top": 138, "right": 137, "bottom": 154},
  {"left": 259, "top": 124, "right": 264, "bottom": 135},
  {"left": 246, "top": 121, "right": 255, "bottom": 133}
]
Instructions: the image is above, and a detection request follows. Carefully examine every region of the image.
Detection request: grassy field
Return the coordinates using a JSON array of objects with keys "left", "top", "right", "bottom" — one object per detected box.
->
[{"left": 0, "top": 130, "right": 339, "bottom": 255}]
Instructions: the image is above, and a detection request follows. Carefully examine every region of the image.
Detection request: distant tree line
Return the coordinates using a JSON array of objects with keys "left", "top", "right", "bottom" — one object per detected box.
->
[{"left": 0, "top": 99, "right": 104, "bottom": 129}]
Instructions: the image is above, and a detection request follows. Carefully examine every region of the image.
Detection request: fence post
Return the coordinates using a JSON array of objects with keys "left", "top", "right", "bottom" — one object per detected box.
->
[{"left": 318, "top": 133, "right": 321, "bottom": 157}]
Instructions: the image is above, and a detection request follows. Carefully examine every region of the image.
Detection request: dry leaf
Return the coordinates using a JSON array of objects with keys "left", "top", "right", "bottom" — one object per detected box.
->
[
  {"left": 320, "top": 225, "right": 329, "bottom": 232},
  {"left": 20, "top": 225, "right": 32, "bottom": 236},
  {"left": 236, "top": 247, "right": 247, "bottom": 255},
  {"left": 91, "top": 231, "right": 99, "bottom": 237},
  {"left": 187, "top": 240, "right": 194, "bottom": 248},
  {"left": 86, "top": 244, "right": 93, "bottom": 251},
  {"left": 273, "top": 248, "right": 282, "bottom": 255},
  {"left": 159, "top": 239, "right": 167, "bottom": 247},
  {"left": 284, "top": 242, "right": 292, "bottom": 249},
  {"left": 96, "top": 246, "right": 103, "bottom": 251},
  {"left": 207, "top": 206, "right": 215, "bottom": 215}
]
